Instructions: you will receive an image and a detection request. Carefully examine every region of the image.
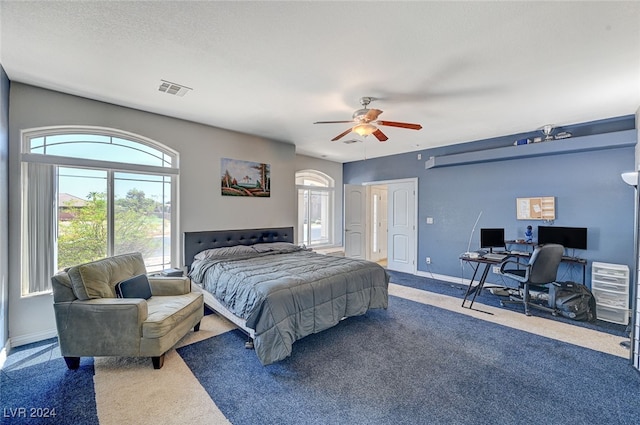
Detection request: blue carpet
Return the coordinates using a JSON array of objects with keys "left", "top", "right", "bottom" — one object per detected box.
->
[
  {"left": 177, "top": 295, "right": 640, "bottom": 425},
  {"left": 387, "top": 270, "right": 629, "bottom": 336},
  {"left": 0, "top": 338, "right": 98, "bottom": 425}
]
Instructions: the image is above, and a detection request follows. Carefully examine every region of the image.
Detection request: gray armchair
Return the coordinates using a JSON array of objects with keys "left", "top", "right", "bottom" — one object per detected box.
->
[
  {"left": 498, "top": 243, "right": 564, "bottom": 316},
  {"left": 51, "top": 252, "right": 204, "bottom": 369}
]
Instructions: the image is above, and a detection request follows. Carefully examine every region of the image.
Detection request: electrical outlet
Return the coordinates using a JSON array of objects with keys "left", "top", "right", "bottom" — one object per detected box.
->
[
  {"left": 426, "top": 257, "right": 431, "bottom": 264},
  {"left": 492, "top": 266, "right": 501, "bottom": 274}
]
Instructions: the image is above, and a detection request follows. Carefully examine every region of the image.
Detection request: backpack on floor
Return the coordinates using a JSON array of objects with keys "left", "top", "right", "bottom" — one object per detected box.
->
[{"left": 549, "top": 281, "right": 597, "bottom": 322}]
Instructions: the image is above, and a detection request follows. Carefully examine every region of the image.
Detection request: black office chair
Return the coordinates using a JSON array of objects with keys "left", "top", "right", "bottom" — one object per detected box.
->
[{"left": 498, "top": 243, "right": 564, "bottom": 316}]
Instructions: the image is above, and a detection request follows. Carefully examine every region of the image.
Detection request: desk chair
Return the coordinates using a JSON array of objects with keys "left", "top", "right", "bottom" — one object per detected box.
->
[{"left": 498, "top": 243, "right": 564, "bottom": 316}]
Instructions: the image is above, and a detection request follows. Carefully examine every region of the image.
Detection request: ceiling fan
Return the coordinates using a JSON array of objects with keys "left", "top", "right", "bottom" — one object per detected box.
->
[{"left": 313, "top": 97, "right": 423, "bottom": 142}]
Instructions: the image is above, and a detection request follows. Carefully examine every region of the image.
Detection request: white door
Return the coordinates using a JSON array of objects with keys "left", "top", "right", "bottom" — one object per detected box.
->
[
  {"left": 387, "top": 181, "right": 416, "bottom": 273},
  {"left": 344, "top": 184, "right": 366, "bottom": 259}
]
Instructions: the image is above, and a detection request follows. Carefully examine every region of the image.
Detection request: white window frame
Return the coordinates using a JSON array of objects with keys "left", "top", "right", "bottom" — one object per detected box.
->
[
  {"left": 296, "top": 169, "right": 334, "bottom": 248},
  {"left": 20, "top": 125, "right": 179, "bottom": 295}
]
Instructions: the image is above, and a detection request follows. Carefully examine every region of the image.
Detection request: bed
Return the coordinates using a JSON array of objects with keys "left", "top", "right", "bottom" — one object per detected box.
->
[{"left": 184, "top": 227, "right": 389, "bottom": 365}]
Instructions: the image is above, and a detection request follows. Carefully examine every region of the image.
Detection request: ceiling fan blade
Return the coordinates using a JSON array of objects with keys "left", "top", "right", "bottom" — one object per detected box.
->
[
  {"left": 363, "top": 108, "right": 383, "bottom": 122},
  {"left": 314, "top": 120, "right": 354, "bottom": 124},
  {"left": 331, "top": 127, "right": 354, "bottom": 141},
  {"left": 372, "top": 129, "right": 388, "bottom": 142},
  {"left": 376, "top": 120, "right": 423, "bottom": 130}
]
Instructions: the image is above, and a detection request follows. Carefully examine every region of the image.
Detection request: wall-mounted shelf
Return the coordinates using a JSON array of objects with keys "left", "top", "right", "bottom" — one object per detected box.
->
[{"left": 425, "top": 130, "right": 636, "bottom": 169}]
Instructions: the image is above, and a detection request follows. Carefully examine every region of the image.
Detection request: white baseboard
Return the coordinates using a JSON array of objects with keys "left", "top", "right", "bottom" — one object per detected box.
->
[
  {"left": 9, "top": 328, "right": 58, "bottom": 348},
  {"left": 414, "top": 270, "right": 470, "bottom": 286},
  {"left": 413, "top": 270, "right": 505, "bottom": 288},
  {"left": 0, "top": 344, "right": 7, "bottom": 370}
]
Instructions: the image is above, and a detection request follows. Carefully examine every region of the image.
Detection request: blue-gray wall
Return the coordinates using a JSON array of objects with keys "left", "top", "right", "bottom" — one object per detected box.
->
[{"left": 344, "top": 116, "right": 637, "bottom": 287}]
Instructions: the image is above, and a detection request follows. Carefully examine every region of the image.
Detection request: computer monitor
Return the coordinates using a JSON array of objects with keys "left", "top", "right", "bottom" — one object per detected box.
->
[
  {"left": 537, "top": 226, "right": 587, "bottom": 250},
  {"left": 480, "top": 228, "right": 505, "bottom": 253}
]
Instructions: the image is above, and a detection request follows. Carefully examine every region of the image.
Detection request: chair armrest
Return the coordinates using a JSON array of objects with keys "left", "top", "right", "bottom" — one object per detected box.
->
[
  {"left": 54, "top": 298, "right": 148, "bottom": 354},
  {"left": 499, "top": 260, "right": 530, "bottom": 283},
  {"left": 148, "top": 276, "right": 190, "bottom": 296},
  {"left": 499, "top": 259, "right": 520, "bottom": 272}
]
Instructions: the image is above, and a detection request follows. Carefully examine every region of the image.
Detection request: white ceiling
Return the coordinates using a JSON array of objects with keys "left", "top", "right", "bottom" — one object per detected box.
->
[{"left": 1, "top": 1, "right": 639, "bottom": 163}]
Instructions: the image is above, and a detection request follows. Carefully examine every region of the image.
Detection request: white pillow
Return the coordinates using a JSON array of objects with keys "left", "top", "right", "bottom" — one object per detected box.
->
[{"left": 194, "top": 245, "right": 257, "bottom": 260}]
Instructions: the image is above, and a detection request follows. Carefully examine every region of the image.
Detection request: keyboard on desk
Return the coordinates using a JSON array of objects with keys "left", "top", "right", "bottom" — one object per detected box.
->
[{"left": 481, "top": 253, "right": 509, "bottom": 262}]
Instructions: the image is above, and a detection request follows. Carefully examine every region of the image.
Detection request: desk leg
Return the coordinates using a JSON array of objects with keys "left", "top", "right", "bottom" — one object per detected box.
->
[
  {"left": 468, "top": 264, "right": 490, "bottom": 309},
  {"left": 462, "top": 262, "right": 480, "bottom": 307},
  {"left": 462, "top": 263, "right": 490, "bottom": 309}
]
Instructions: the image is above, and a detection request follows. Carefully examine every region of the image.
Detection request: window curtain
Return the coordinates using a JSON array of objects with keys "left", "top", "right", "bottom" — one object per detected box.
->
[{"left": 23, "top": 162, "right": 56, "bottom": 294}]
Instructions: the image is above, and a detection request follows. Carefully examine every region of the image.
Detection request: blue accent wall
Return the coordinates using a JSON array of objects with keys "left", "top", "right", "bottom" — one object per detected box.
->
[{"left": 344, "top": 116, "right": 637, "bottom": 287}]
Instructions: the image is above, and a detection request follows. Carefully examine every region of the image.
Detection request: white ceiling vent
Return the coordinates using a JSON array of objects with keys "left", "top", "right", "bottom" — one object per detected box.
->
[{"left": 158, "top": 80, "right": 192, "bottom": 97}]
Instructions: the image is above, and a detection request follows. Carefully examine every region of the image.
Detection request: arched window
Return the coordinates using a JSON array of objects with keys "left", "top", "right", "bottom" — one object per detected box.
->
[
  {"left": 296, "top": 170, "right": 334, "bottom": 247},
  {"left": 21, "top": 126, "right": 178, "bottom": 295}
]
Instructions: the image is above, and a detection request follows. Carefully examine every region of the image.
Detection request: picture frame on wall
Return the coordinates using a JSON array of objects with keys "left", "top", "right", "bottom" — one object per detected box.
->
[{"left": 221, "top": 157, "right": 271, "bottom": 197}]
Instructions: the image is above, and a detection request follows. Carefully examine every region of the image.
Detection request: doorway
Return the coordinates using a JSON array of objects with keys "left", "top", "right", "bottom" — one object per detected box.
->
[
  {"left": 369, "top": 185, "right": 388, "bottom": 266},
  {"left": 344, "top": 178, "right": 417, "bottom": 274}
]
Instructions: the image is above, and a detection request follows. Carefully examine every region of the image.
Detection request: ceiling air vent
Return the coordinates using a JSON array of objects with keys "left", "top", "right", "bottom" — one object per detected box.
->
[{"left": 158, "top": 80, "right": 192, "bottom": 97}]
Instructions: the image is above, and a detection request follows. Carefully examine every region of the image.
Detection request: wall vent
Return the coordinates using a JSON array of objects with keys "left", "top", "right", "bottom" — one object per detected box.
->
[{"left": 158, "top": 80, "right": 192, "bottom": 97}]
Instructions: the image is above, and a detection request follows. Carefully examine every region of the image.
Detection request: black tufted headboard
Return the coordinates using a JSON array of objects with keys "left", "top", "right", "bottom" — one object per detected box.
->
[{"left": 184, "top": 227, "right": 294, "bottom": 269}]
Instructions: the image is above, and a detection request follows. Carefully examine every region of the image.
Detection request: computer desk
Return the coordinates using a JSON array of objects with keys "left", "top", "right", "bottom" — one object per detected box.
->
[{"left": 460, "top": 252, "right": 587, "bottom": 310}]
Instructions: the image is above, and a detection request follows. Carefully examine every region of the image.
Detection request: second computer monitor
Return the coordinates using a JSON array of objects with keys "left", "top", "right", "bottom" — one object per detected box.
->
[{"left": 480, "top": 228, "right": 505, "bottom": 252}]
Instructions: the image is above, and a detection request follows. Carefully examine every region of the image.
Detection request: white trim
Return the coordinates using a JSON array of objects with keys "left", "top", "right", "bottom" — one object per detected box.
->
[
  {"left": 362, "top": 177, "right": 417, "bottom": 187},
  {"left": 415, "top": 270, "right": 470, "bottom": 286},
  {"left": 296, "top": 169, "right": 334, "bottom": 187},
  {"left": 0, "top": 345, "right": 8, "bottom": 370},
  {"left": 21, "top": 153, "right": 179, "bottom": 175},
  {"left": 414, "top": 270, "right": 506, "bottom": 288},
  {"left": 8, "top": 328, "right": 58, "bottom": 348}
]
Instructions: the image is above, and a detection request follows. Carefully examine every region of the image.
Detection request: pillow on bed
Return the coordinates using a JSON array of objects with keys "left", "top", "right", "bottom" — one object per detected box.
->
[
  {"left": 194, "top": 245, "right": 257, "bottom": 260},
  {"left": 251, "top": 242, "right": 302, "bottom": 253}
]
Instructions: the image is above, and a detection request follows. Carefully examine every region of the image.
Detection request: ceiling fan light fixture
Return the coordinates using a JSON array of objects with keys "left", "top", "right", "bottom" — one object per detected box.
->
[{"left": 353, "top": 123, "right": 377, "bottom": 137}]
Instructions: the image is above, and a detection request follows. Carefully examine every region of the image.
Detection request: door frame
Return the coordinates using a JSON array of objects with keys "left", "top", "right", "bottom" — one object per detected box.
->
[
  {"left": 362, "top": 177, "right": 418, "bottom": 274},
  {"left": 368, "top": 185, "right": 388, "bottom": 263}
]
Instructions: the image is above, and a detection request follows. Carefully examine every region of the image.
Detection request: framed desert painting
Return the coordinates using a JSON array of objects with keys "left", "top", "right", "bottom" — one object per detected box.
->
[{"left": 221, "top": 158, "right": 271, "bottom": 197}]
